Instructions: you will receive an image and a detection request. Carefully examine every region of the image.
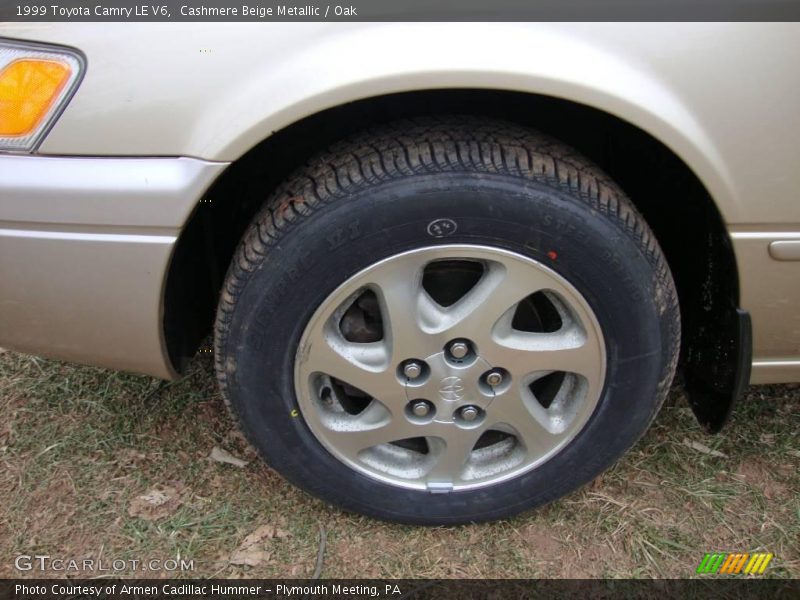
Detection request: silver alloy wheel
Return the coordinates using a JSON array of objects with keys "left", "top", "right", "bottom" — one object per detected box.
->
[{"left": 294, "top": 245, "right": 606, "bottom": 492}]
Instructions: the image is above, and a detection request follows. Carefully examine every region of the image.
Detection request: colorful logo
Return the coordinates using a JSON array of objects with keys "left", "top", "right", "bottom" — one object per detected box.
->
[{"left": 696, "top": 552, "right": 774, "bottom": 575}]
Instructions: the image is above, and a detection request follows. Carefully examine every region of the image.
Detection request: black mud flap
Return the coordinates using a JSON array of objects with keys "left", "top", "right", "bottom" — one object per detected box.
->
[{"left": 683, "top": 309, "right": 752, "bottom": 433}]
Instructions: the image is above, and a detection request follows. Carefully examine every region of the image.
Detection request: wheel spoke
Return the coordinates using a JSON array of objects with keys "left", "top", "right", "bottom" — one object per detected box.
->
[
  {"left": 322, "top": 403, "right": 423, "bottom": 456},
  {"left": 487, "top": 388, "right": 567, "bottom": 458},
  {"left": 367, "top": 254, "right": 439, "bottom": 362},
  {"left": 299, "top": 334, "right": 404, "bottom": 406},
  {"left": 425, "top": 426, "right": 486, "bottom": 487},
  {"left": 487, "top": 327, "right": 603, "bottom": 389},
  {"left": 434, "top": 260, "right": 550, "bottom": 340}
]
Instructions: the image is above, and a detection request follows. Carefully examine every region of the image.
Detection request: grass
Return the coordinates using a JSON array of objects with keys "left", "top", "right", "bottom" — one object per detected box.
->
[{"left": 0, "top": 347, "right": 797, "bottom": 579}]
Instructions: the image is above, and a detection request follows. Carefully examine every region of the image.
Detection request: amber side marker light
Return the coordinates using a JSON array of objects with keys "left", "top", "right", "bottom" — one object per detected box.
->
[{"left": 0, "top": 58, "right": 72, "bottom": 136}]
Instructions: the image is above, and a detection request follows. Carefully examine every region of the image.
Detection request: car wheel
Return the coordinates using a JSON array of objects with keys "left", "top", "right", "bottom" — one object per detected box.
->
[{"left": 214, "top": 117, "right": 680, "bottom": 524}]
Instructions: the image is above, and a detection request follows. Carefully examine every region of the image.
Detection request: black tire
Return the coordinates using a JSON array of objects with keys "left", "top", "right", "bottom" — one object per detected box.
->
[{"left": 214, "top": 117, "right": 680, "bottom": 525}]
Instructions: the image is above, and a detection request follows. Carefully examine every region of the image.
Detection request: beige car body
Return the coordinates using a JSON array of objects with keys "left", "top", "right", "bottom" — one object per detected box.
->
[{"left": 0, "top": 23, "right": 798, "bottom": 385}]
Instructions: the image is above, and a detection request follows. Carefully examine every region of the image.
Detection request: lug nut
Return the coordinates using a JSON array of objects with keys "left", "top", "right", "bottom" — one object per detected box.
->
[
  {"left": 460, "top": 406, "right": 480, "bottom": 422},
  {"left": 448, "top": 341, "right": 469, "bottom": 359},
  {"left": 411, "top": 401, "right": 431, "bottom": 417},
  {"left": 403, "top": 361, "right": 423, "bottom": 379},
  {"left": 486, "top": 371, "right": 503, "bottom": 386}
]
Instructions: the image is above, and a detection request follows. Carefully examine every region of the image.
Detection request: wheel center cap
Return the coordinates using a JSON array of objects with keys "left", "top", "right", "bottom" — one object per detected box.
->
[{"left": 403, "top": 351, "right": 495, "bottom": 422}]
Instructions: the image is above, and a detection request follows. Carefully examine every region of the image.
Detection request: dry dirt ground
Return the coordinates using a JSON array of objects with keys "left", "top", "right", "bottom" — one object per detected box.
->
[{"left": 0, "top": 348, "right": 797, "bottom": 579}]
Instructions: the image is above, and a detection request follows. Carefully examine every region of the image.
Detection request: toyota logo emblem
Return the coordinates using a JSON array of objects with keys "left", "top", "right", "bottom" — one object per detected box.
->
[{"left": 439, "top": 376, "right": 465, "bottom": 402}]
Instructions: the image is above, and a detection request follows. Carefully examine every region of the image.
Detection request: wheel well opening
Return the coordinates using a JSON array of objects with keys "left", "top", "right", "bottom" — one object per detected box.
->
[{"left": 163, "top": 89, "right": 739, "bottom": 399}]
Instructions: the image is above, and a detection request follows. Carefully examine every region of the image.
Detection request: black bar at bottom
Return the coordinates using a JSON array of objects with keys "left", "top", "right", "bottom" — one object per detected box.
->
[{"left": 1, "top": 579, "right": 798, "bottom": 600}]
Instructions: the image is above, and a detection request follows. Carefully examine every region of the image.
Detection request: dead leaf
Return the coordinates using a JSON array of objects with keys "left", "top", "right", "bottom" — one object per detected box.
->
[
  {"left": 788, "top": 450, "right": 800, "bottom": 459},
  {"left": 683, "top": 439, "right": 727, "bottom": 458},
  {"left": 242, "top": 524, "right": 290, "bottom": 546},
  {"left": 759, "top": 433, "right": 776, "bottom": 445},
  {"left": 229, "top": 548, "right": 271, "bottom": 567},
  {"left": 128, "top": 483, "right": 185, "bottom": 521},
  {"left": 210, "top": 446, "right": 248, "bottom": 468},
  {"left": 228, "top": 524, "right": 289, "bottom": 567}
]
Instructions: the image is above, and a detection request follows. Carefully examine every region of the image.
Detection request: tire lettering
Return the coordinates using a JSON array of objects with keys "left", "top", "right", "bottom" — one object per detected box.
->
[{"left": 427, "top": 218, "right": 457, "bottom": 238}]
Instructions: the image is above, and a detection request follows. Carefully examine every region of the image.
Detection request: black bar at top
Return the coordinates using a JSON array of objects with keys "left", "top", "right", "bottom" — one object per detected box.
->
[{"left": 1, "top": 0, "right": 800, "bottom": 22}]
